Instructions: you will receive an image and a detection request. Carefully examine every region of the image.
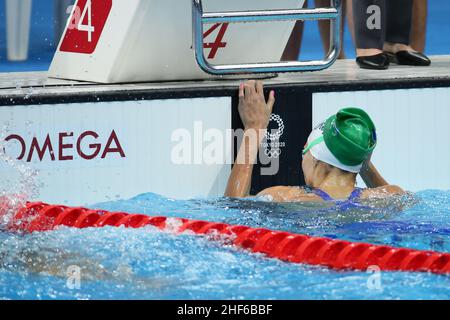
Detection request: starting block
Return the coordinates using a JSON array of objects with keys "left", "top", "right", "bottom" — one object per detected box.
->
[{"left": 49, "top": 0, "right": 307, "bottom": 83}]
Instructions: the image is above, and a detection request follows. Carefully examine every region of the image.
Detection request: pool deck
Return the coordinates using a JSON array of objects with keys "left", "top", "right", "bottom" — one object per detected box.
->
[{"left": 1, "top": 55, "right": 450, "bottom": 101}]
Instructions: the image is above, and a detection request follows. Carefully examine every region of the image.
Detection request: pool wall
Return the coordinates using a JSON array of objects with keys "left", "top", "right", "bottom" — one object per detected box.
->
[
  {"left": 0, "top": 97, "right": 231, "bottom": 204},
  {"left": 314, "top": 88, "right": 450, "bottom": 191},
  {"left": 1, "top": 58, "right": 450, "bottom": 205}
]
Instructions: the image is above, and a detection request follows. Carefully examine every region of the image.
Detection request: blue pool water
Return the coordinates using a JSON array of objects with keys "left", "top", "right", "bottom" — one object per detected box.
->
[{"left": 0, "top": 190, "right": 449, "bottom": 300}]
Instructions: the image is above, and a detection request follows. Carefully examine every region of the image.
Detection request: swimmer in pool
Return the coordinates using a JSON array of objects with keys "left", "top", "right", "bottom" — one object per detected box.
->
[
  {"left": 0, "top": 244, "right": 173, "bottom": 289},
  {"left": 0, "top": 196, "right": 172, "bottom": 288},
  {"left": 224, "top": 80, "right": 405, "bottom": 202}
]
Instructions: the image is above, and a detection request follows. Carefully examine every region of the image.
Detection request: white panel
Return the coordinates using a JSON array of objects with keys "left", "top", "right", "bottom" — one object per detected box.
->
[
  {"left": 313, "top": 88, "right": 450, "bottom": 191},
  {"left": 0, "top": 97, "right": 231, "bottom": 205}
]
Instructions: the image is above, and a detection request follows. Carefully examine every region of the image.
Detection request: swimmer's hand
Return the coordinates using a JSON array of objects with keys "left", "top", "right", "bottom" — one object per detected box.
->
[
  {"left": 224, "top": 81, "right": 275, "bottom": 198},
  {"left": 238, "top": 80, "right": 275, "bottom": 130}
]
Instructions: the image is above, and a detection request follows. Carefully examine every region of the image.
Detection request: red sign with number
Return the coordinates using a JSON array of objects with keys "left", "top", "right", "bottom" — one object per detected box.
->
[{"left": 60, "top": 0, "right": 112, "bottom": 54}]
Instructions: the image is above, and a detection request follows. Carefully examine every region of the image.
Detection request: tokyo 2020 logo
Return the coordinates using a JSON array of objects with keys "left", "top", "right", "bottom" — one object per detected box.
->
[{"left": 263, "top": 114, "right": 285, "bottom": 159}]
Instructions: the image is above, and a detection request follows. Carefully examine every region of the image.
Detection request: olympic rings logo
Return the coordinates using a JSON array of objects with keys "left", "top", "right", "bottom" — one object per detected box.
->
[{"left": 264, "top": 148, "right": 281, "bottom": 158}]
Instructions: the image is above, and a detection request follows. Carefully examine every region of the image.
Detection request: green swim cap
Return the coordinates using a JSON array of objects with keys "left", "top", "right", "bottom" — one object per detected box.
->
[{"left": 323, "top": 108, "right": 377, "bottom": 166}]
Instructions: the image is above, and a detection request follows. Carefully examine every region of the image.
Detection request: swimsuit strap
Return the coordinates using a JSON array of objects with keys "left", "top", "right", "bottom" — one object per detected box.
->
[
  {"left": 313, "top": 189, "right": 334, "bottom": 201},
  {"left": 313, "top": 187, "right": 363, "bottom": 201},
  {"left": 348, "top": 187, "right": 363, "bottom": 201}
]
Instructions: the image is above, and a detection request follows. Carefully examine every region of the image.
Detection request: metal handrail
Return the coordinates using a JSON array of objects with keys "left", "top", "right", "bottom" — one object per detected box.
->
[{"left": 192, "top": 0, "right": 342, "bottom": 75}]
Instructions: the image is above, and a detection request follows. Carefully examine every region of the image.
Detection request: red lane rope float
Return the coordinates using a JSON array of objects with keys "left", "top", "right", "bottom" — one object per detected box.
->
[{"left": 1, "top": 201, "right": 449, "bottom": 275}]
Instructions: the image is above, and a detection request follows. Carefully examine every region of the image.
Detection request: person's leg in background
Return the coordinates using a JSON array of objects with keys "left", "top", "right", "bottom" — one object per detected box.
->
[
  {"left": 281, "top": 20, "right": 306, "bottom": 61},
  {"left": 315, "top": 0, "right": 347, "bottom": 59},
  {"left": 6, "top": 0, "right": 33, "bottom": 61},
  {"left": 282, "top": 0, "right": 351, "bottom": 61},
  {"left": 410, "top": 0, "right": 427, "bottom": 52},
  {"left": 383, "top": 0, "right": 413, "bottom": 53},
  {"left": 352, "top": 0, "right": 389, "bottom": 69},
  {"left": 383, "top": 0, "right": 430, "bottom": 65},
  {"left": 281, "top": 0, "right": 308, "bottom": 61},
  {"left": 346, "top": 0, "right": 355, "bottom": 46}
]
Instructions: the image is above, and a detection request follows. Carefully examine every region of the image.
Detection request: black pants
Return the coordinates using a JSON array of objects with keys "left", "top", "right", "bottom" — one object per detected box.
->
[{"left": 353, "top": 0, "right": 413, "bottom": 49}]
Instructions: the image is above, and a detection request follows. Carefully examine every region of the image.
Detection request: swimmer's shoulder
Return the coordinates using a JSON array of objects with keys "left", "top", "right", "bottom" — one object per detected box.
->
[
  {"left": 360, "top": 185, "right": 405, "bottom": 199},
  {"left": 256, "top": 186, "right": 323, "bottom": 202}
]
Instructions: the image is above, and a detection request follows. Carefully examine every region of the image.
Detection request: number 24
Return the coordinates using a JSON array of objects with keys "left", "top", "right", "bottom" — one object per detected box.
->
[{"left": 67, "top": 0, "right": 95, "bottom": 42}]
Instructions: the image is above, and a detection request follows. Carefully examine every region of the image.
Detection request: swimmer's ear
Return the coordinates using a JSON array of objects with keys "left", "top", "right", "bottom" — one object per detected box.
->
[{"left": 267, "top": 90, "right": 275, "bottom": 113}]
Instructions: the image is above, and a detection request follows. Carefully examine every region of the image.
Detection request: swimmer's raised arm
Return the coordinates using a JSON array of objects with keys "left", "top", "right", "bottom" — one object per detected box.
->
[
  {"left": 224, "top": 81, "right": 275, "bottom": 198},
  {"left": 360, "top": 160, "right": 388, "bottom": 188},
  {"left": 360, "top": 159, "right": 405, "bottom": 195}
]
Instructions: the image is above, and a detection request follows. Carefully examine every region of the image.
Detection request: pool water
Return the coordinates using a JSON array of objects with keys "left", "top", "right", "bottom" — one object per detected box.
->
[{"left": 0, "top": 190, "right": 449, "bottom": 300}]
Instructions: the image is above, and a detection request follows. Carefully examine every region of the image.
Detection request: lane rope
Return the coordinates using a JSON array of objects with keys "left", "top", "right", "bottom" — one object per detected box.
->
[{"left": 1, "top": 200, "right": 449, "bottom": 274}]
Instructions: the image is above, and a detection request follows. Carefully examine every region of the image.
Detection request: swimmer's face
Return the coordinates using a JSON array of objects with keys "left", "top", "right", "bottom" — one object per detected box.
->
[{"left": 301, "top": 151, "right": 315, "bottom": 187}]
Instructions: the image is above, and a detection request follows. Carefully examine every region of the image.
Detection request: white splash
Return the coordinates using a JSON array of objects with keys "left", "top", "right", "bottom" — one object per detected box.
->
[
  {"left": 0, "top": 122, "right": 41, "bottom": 227},
  {"left": 164, "top": 218, "right": 184, "bottom": 233}
]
